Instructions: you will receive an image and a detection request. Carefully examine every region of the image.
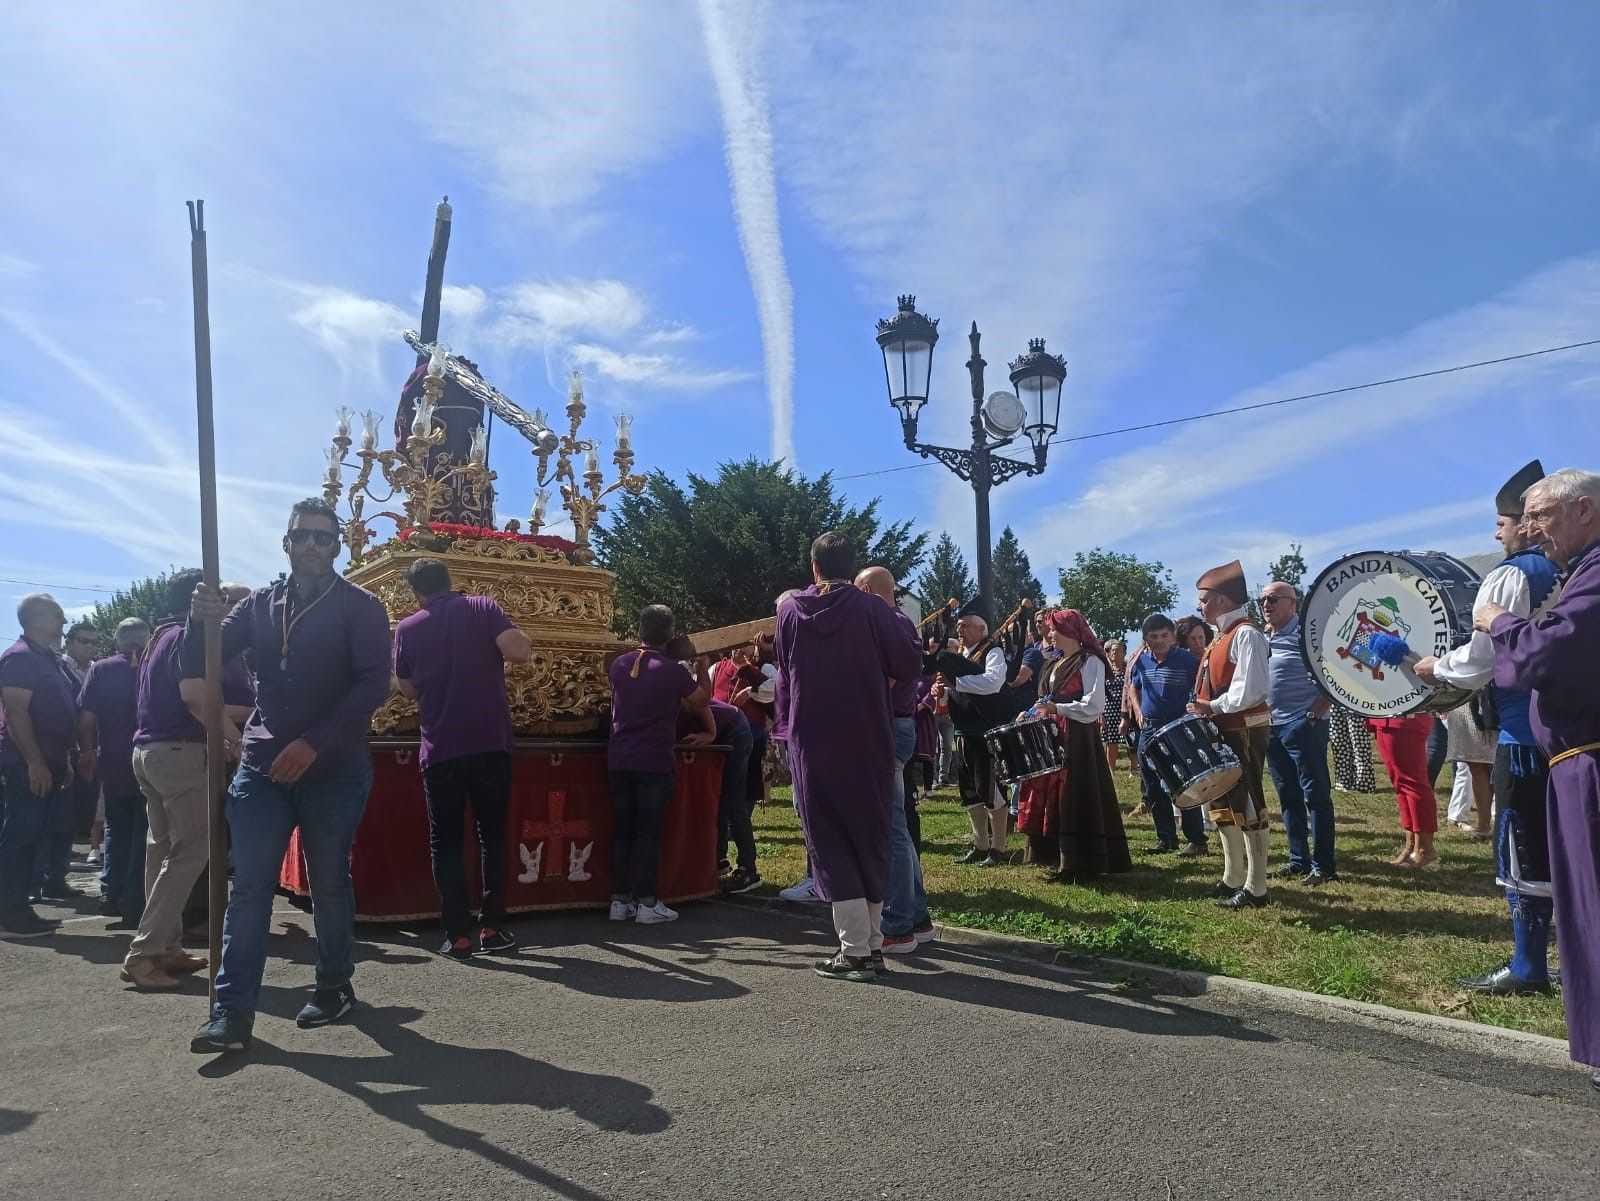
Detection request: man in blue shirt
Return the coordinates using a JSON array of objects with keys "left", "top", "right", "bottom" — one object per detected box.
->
[
  {"left": 1259, "top": 581, "right": 1336, "bottom": 883},
  {"left": 1126, "top": 613, "right": 1206, "bottom": 855}
]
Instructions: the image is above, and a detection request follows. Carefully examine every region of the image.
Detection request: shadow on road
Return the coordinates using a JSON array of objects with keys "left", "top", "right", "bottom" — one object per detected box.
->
[
  {"left": 199, "top": 1004, "right": 667, "bottom": 1201},
  {"left": 0, "top": 1109, "right": 38, "bottom": 1137}
]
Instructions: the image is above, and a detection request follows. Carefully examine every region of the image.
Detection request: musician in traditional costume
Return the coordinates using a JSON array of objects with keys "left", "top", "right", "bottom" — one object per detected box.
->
[
  {"left": 1414, "top": 460, "right": 1562, "bottom": 994},
  {"left": 1475, "top": 467, "right": 1600, "bottom": 1094},
  {"left": 1187, "top": 560, "right": 1273, "bottom": 909},
  {"left": 1016, "top": 609, "right": 1131, "bottom": 880},
  {"left": 933, "top": 598, "right": 1011, "bottom": 867}
]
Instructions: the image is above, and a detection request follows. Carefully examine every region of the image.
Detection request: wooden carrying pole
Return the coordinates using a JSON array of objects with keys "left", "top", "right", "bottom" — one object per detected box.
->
[{"left": 187, "top": 201, "right": 229, "bottom": 1007}]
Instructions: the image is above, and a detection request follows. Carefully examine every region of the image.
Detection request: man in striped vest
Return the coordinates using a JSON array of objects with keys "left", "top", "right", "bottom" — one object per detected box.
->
[{"left": 1187, "top": 560, "right": 1273, "bottom": 909}]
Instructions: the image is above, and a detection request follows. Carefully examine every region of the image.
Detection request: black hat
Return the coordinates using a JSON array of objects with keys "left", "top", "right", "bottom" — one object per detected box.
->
[
  {"left": 1495, "top": 459, "right": 1545, "bottom": 517},
  {"left": 957, "top": 595, "right": 993, "bottom": 627}
]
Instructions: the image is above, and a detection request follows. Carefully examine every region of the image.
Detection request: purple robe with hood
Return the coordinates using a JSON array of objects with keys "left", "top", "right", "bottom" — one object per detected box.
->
[
  {"left": 1490, "top": 537, "right": 1600, "bottom": 1071},
  {"left": 775, "top": 580, "right": 920, "bottom": 903}
]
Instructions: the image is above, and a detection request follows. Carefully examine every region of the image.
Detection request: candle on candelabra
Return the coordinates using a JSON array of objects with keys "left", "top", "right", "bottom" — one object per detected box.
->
[
  {"left": 469, "top": 425, "right": 488, "bottom": 466},
  {"left": 335, "top": 405, "right": 353, "bottom": 439},
  {"left": 532, "top": 488, "right": 549, "bottom": 526},
  {"left": 585, "top": 443, "right": 600, "bottom": 476},
  {"left": 427, "top": 345, "right": 449, "bottom": 379},
  {"left": 533, "top": 407, "right": 548, "bottom": 429},
  {"left": 325, "top": 446, "right": 343, "bottom": 485},
  {"left": 615, "top": 413, "right": 632, "bottom": 453},
  {"left": 360, "top": 410, "right": 380, "bottom": 451},
  {"left": 412, "top": 399, "right": 436, "bottom": 439},
  {"left": 569, "top": 369, "right": 583, "bottom": 404}
]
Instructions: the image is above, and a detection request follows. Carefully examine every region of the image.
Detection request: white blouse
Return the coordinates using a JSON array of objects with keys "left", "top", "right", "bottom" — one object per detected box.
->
[{"left": 1051, "top": 655, "right": 1106, "bottom": 724}]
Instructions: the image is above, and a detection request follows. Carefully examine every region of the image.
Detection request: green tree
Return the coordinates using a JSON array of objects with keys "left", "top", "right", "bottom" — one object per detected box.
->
[
  {"left": 87, "top": 571, "right": 179, "bottom": 653},
  {"left": 914, "top": 532, "right": 974, "bottom": 616},
  {"left": 593, "top": 458, "right": 928, "bottom": 635},
  {"left": 1056, "top": 548, "right": 1177, "bottom": 643},
  {"left": 991, "top": 526, "right": 1045, "bottom": 619},
  {"left": 1265, "top": 542, "right": 1308, "bottom": 589}
]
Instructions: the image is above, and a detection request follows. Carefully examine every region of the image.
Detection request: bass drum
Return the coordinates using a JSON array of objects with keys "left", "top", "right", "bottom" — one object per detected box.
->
[{"left": 1300, "top": 549, "right": 1481, "bottom": 718}]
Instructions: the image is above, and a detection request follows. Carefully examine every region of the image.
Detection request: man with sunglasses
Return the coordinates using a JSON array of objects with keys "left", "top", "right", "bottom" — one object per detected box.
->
[
  {"left": 1259, "top": 583, "right": 1336, "bottom": 884},
  {"left": 184, "top": 498, "right": 392, "bottom": 1055}
]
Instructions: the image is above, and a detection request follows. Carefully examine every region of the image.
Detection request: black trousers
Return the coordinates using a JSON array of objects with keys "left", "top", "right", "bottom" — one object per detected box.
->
[
  {"left": 1493, "top": 744, "right": 1551, "bottom": 884},
  {"left": 956, "top": 734, "right": 1001, "bottom": 809},
  {"left": 609, "top": 769, "right": 675, "bottom": 904},
  {"left": 901, "top": 760, "right": 924, "bottom": 851},
  {"left": 422, "top": 750, "right": 512, "bottom": 940}
]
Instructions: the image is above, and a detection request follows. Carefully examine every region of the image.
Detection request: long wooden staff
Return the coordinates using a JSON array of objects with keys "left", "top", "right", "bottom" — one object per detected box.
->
[{"left": 187, "top": 200, "right": 228, "bottom": 1007}]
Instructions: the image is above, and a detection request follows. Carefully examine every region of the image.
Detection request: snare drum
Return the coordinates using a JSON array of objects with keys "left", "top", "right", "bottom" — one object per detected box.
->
[
  {"left": 1301, "top": 549, "right": 1481, "bottom": 717},
  {"left": 986, "top": 716, "right": 1068, "bottom": 786},
  {"left": 1143, "top": 714, "right": 1242, "bottom": 810}
]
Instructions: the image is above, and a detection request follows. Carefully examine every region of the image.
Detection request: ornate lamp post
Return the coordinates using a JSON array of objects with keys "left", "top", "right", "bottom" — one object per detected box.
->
[{"left": 875, "top": 294, "right": 1066, "bottom": 606}]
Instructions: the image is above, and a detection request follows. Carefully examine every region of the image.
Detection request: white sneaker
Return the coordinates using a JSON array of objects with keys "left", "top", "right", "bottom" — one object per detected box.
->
[
  {"left": 635, "top": 901, "right": 678, "bottom": 925},
  {"left": 779, "top": 877, "right": 822, "bottom": 903},
  {"left": 608, "top": 900, "right": 637, "bottom": 922}
]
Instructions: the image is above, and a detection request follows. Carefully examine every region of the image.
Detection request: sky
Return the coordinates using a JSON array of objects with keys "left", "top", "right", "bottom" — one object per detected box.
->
[{"left": 3, "top": 1, "right": 1600, "bottom": 628}]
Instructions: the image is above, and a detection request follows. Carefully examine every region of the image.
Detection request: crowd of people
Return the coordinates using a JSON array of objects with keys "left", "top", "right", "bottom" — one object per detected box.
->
[{"left": 1, "top": 465, "right": 1597, "bottom": 1095}]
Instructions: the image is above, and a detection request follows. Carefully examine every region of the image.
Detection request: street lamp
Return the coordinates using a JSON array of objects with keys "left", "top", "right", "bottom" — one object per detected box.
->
[{"left": 875, "top": 294, "right": 1066, "bottom": 608}]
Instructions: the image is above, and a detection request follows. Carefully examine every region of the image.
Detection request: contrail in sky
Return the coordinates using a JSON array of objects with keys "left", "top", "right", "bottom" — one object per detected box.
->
[{"left": 698, "top": 0, "right": 795, "bottom": 466}]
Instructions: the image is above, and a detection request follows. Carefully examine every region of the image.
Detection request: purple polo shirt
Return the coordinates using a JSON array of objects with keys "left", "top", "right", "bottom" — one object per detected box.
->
[
  {"left": 79, "top": 651, "right": 141, "bottom": 796},
  {"left": 181, "top": 574, "right": 392, "bottom": 783},
  {"left": 393, "top": 591, "right": 516, "bottom": 772},
  {"left": 608, "top": 648, "right": 696, "bottom": 774},
  {"left": 0, "top": 637, "right": 80, "bottom": 773},
  {"left": 887, "top": 606, "right": 920, "bottom": 718}
]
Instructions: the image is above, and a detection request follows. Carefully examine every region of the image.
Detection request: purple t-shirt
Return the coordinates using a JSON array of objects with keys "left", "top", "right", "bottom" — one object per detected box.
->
[
  {"left": 887, "top": 606, "right": 921, "bottom": 718},
  {"left": 0, "top": 637, "right": 80, "bottom": 772},
  {"left": 608, "top": 648, "right": 696, "bottom": 774},
  {"left": 393, "top": 591, "right": 516, "bottom": 772},
  {"left": 135, "top": 622, "right": 259, "bottom": 745},
  {"left": 79, "top": 652, "right": 140, "bottom": 797}
]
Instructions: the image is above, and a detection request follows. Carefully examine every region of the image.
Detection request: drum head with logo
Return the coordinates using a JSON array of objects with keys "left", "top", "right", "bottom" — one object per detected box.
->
[{"left": 1300, "top": 550, "right": 1480, "bottom": 718}]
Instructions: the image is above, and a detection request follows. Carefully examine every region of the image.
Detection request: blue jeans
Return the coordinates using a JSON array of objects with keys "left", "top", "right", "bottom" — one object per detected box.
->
[
  {"left": 1266, "top": 716, "right": 1336, "bottom": 874},
  {"left": 882, "top": 718, "right": 928, "bottom": 938},
  {"left": 213, "top": 758, "right": 372, "bottom": 1019},
  {"left": 1136, "top": 729, "right": 1206, "bottom": 847},
  {"left": 0, "top": 765, "right": 65, "bottom": 919},
  {"left": 100, "top": 790, "right": 149, "bottom": 921},
  {"left": 717, "top": 716, "right": 756, "bottom": 872}
]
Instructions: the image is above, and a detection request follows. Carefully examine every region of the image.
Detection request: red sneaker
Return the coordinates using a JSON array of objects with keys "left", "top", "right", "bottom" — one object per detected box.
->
[{"left": 881, "top": 932, "right": 918, "bottom": 955}]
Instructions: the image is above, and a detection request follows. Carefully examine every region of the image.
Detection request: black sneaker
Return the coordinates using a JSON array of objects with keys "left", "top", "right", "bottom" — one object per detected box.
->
[
  {"left": 439, "top": 935, "right": 476, "bottom": 960},
  {"left": 981, "top": 850, "right": 1006, "bottom": 868},
  {"left": 1273, "top": 863, "right": 1310, "bottom": 880},
  {"left": 1216, "top": 888, "right": 1270, "bottom": 910},
  {"left": 478, "top": 927, "right": 517, "bottom": 955},
  {"left": 814, "top": 952, "right": 876, "bottom": 983},
  {"left": 1207, "top": 880, "right": 1239, "bottom": 898},
  {"left": 720, "top": 867, "right": 763, "bottom": 895},
  {"left": 870, "top": 950, "right": 886, "bottom": 974},
  {"left": 190, "top": 1009, "right": 252, "bottom": 1054},
  {"left": 0, "top": 911, "right": 57, "bottom": 940},
  {"left": 1143, "top": 842, "right": 1179, "bottom": 855},
  {"left": 1304, "top": 870, "right": 1339, "bottom": 887},
  {"left": 953, "top": 848, "right": 986, "bottom": 864},
  {"left": 296, "top": 984, "right": 357, "bottom": 1028},
  {"left": 716, "top": 858, "right": 732, "bottom": 876}
]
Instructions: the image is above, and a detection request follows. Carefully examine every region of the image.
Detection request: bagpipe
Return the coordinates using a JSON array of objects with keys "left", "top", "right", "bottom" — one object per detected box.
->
[{"left": 926, "top": 597, "right": 1039, "bottom": 728}]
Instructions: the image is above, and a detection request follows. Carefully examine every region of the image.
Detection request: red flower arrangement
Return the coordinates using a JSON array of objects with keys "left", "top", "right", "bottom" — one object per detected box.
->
[{"left": 396, "top": 521, "right": 577, "bottom": 553}]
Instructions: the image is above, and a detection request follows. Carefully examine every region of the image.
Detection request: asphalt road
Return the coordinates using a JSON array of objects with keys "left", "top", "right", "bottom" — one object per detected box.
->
[{"left": 3, "top": 879, "right": 1597, "bottom": 1201}]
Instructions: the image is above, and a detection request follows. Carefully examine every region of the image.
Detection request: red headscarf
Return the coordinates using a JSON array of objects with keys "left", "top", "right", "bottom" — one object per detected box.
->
[{"left": 1043, "top": 608, "right": 1108, "bottom": 700}]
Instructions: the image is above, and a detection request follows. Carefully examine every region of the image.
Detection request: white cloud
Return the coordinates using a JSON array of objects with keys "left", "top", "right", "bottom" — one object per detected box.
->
[
  {"left": 500, "top": 279, "right": 649, "bottom": 342},
  {"left": 441, "top": 284, "right": 488, "bottom": 324},
  {"left": 0, "top": 252, "right": 35, "bottom": 278},
  {"left": 698, "top": 0, "right": 795, "bottom": 465},
  {"left": 289, "top": 286, "right": 411, "bottom": 383},
  {"left": 569, "top": 343, "right": 752, "bottom": 390}
]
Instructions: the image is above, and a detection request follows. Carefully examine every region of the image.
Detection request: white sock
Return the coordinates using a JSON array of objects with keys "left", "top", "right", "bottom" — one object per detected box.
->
[
  {"left": 966, "top": 805, "right": 992, "bottom": 851},
  {"left": 832, "top": 898, "right": 871, "bottom": 958},
  {"left": 1218, "top": 823, "right": 1246, "bottom": 889},
  {"left": 988, "top": 807, "right": 1009, "bottom": 852},
  {"left": 867, "top": 902, "right": 884, "bottom": 953},
  {"left": 1245, "top": 827, "right": 1270, "bottom": 897}
]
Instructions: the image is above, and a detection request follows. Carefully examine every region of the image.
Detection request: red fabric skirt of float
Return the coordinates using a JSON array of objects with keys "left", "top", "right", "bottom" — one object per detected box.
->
[{"left": 281, "top": 739, "right": 724, "bottom": 920}]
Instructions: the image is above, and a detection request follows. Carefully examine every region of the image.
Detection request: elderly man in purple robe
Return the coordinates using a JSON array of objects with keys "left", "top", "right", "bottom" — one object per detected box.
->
[
  {"left": 854, "top": 565, "right": 933, "bottom": 955},
  {"left": 393, "top": 557, "right": 533, "bottom": 960},
  {"left": 185, "top": 498, "right": 393, "bottom": 1055},
  {"left": 1475, "top": 467, "right": 1600, "bottom": 1094},
  {"left": 776, "top": 532, "right": 920, "bottom": 982}
]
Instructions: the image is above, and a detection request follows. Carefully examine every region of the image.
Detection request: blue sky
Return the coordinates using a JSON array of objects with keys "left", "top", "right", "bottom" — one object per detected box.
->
[{"left": 4, "top": 2, "right": 1600, "bottom": 626}]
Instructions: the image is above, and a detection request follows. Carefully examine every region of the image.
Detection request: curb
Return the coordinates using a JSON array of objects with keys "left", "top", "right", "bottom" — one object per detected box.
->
[{"left": 717, "top": 893, "right": 1577, "bottom": 1072}]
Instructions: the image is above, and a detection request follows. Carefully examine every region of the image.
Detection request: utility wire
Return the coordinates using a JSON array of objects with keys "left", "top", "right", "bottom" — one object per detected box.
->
[
  {"left": 0, "top": 576, "right": 121, "bottom": 595},
  {"left": 834, "top": 337, "right": 1600, "bottom": 481}
]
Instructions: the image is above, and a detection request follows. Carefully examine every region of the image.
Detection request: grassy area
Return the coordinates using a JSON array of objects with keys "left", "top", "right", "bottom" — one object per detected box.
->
[{"left": 749, "top": 761, "right": 1569, "bottom": 1040}]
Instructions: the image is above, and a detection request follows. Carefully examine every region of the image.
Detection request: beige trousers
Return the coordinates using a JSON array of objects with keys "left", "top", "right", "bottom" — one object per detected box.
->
[{"left": 128, "top": 742, "right": 210, "bottom": 961}]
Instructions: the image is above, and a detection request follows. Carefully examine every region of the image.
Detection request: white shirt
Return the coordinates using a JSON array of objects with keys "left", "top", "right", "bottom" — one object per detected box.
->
[
  {"left": 1434, "top": 562, "right": 1533, "bottom": 691},
  {"left": 1052, "top": 655, "right": 1106, "bottom": 724},
  {"left": 1208, "top": 607, "right": 1269, "bottom": 714},
  {"left": 952, "top": 646, "right": 1007, "bottom": 694},
  {"left": 750, "top": 662, "right": 778, "bottom": 704}
]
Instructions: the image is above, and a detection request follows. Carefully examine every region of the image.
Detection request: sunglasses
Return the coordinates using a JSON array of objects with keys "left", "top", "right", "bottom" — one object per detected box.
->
[
  {"left": 286, "top": 529, "right": 339, "bottom": 547},
  {"left": 1260, "top": 595, "right": 1290, "bottom": 606}
]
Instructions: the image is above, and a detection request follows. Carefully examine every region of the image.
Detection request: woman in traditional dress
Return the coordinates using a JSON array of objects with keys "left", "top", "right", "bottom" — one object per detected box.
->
[
  {"left": 1015, "top": 610, "right": 1132, "bottom": 881},
  {"left": 1102, "top": 638, "right": 1128, "bottom": 775}
]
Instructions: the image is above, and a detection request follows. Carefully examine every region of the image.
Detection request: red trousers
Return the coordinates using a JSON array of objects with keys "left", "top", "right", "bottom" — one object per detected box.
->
[{"left": 1369, "top": 716, "right": 1436, "bottom": 833}]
